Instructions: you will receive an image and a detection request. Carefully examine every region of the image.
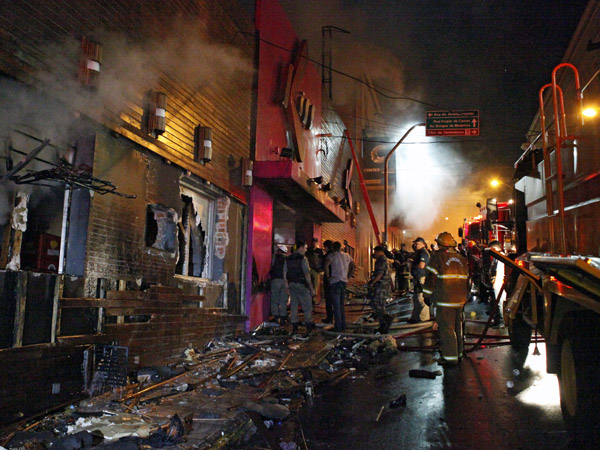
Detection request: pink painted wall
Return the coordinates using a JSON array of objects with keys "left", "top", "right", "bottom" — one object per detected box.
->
[
  {"left": 247, "top": 184, "right": 273, "bottom": 328},
  {"left": 255, "top": 0, "right": 323, "bottom": 179}
]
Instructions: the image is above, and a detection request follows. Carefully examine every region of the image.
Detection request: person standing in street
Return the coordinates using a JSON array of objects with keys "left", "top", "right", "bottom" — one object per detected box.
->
[
  {"left": 423, "top": 232, "right": 469, "bottom": 365},
  {"left": 284, "top": 240, "right": 316, "bottom": 335},
  {"left": 321, "top": 240, "right": 334, "bottom": 323},
  {"left": 397, "top": 243, "right": 410, "bottom": 293},
  {"left": 367, "top": 245, "right": 394, "bottom": 333},
  {"left": 323, "top": 241, "right": 356, "bottom": 332},
  {"left": 306, "top": 238, "right": 324, "bottom": 305},
  {"left": 408, "top": 237, "right": 431, "bottom": 323},
  {"left": 269, "top": 244, "right": 288, "bottom": 325}
]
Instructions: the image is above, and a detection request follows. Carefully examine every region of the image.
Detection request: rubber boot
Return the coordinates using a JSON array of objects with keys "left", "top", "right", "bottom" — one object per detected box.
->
[
  {"left": 304, "top": 322, "right": 315, "bottom": 337},
  {"left": 291, "top": 323, "right": 299, "bottom": 335},
  {"left": 377, "top": 314, "right": 393, "bottom": 334}
]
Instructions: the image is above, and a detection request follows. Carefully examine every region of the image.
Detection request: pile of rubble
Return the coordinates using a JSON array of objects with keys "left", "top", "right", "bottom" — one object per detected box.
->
[{"left": 0, "top": 326, "right": 403, "bottom": 450}]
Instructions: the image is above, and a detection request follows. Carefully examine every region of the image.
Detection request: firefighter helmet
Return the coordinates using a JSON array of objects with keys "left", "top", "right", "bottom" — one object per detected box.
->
[{"left": 436, "top": 231, "right": 457, "bottom": 247}]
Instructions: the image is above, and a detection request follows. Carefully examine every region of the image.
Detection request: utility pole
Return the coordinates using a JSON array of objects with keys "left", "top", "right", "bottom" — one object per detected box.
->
[{"left": 321, "top": 26, "right": 350, "bottom": 101}]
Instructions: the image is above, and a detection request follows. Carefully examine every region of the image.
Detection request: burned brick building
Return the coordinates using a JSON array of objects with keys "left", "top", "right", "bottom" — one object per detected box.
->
[
  {"left": 0, "top": 0, "right": 253, "bottom": 424},
  {"left": 0, "top": 0, "right": 375, "bottom": 426}
]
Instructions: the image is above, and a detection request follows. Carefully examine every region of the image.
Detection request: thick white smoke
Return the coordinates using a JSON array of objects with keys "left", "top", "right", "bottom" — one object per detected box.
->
[{"left": 390, "top": 127, "right": 467, "bottom": 235}]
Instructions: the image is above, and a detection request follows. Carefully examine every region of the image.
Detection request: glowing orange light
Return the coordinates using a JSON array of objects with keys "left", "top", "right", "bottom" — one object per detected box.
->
[{"left": 549, "top": 276, "right": 557, "bottom": 282}]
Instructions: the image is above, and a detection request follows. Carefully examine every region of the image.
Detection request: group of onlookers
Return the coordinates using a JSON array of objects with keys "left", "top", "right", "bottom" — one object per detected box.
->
[{"left": 269, "top": 238, "right": 355, "bottom": 336}]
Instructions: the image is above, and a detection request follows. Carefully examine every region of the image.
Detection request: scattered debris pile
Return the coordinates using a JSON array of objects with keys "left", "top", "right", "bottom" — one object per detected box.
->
[{"left": 0, "top": 326, "right": 404, "bottom": 450}]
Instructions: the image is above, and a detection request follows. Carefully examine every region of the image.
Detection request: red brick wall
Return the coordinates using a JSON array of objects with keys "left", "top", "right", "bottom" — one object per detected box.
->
[{"left": 103, "top": 287, "right": 246, "bottom": 368}]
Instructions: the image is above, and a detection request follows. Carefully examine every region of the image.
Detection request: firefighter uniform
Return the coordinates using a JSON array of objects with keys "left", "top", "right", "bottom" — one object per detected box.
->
[
  {"left": 423, "top": 234, "right": 469, "bottom": 364},
  {"left": 368, "top": 252, "right": 393, "bottom": 333}
]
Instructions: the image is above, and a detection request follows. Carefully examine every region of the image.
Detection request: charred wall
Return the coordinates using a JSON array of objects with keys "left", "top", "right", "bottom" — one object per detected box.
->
[
  {"left": 0, "top": 0, "right": 253, "bottom": 199},
  {"left": 84, "top": 130, "right": 183, "bottom": 295}
]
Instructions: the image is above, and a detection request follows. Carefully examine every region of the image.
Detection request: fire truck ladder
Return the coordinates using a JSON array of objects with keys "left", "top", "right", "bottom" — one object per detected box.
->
[{"left": 538, "top": 63, "right": 585, "bottom": 255}]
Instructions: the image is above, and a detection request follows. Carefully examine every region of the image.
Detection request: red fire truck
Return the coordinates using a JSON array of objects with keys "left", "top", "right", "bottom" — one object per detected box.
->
[
  {"left": 501, "top": 63, "right": 600, "bottom": 441},
  {"left": 462, "top": 198, "right": 514, "bottom": 251},
  {"left": 460, "top": 199, "right": 515, "bottom": 302}
]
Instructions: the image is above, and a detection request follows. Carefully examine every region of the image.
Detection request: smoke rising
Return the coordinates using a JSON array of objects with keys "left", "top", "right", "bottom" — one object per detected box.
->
[
  {"left": 390, "top": 127, "right": 465, "bottom": 232},
  {"left": 0, "top": 14, "right": 251, "bottom": 225},
  {"left": 35, "top": 15, "right": 251, "bottom": 122}
]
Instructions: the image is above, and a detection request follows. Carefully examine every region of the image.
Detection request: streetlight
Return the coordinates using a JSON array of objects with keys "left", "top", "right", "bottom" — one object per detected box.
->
[{"left": 490, "top": 179, "right": 513, "bottom": 204}]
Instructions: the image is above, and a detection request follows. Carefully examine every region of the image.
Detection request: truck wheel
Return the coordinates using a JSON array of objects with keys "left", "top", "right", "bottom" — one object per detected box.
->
[
  {"left": 509, "top": 314, "right": 531, "bottom": 351},
  {"left": 558, "top": 322, "right": 600, "bottom": 443}
]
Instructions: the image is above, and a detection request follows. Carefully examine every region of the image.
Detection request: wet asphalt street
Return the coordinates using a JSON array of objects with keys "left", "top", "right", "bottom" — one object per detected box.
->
[{"left": 299, "top": 299, "right": 568, "bottom": 450}]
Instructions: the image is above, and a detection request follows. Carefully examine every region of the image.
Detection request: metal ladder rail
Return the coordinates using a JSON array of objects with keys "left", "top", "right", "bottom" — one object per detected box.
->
[
  {"left": 551, "top": 63, "right": 585, "bottom": 254},
  {"left": 539, "top": 83, "right": 566, "bottom": 253}
]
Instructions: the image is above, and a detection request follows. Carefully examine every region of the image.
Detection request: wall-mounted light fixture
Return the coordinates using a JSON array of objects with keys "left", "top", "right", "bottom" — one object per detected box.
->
[
  {"left": 145, "top": 91, "right": 167, "bottom": 137},
  {"left": 78, "top": 37, "right": 102, "bottom": 88},
  {"left": 194, "top": 125, "right": 212, "bottom": 164},
  {"left": 320, "top": 182, "right": 332, "bottom": 192},
  {"left": 308, "top": 176, "right": 323, "bottom": 185},
  {"left": 242, "top": 157, "right": 253, "bottom": 187}
]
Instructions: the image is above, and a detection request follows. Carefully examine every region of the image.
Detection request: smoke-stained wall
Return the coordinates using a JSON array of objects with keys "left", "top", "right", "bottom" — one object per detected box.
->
[
  {"left": 84, "top": 130, "right": 182, "bottom": 295},
  {"left": 0, "top": 0, "right": 254, "bottom": 425},
  {"left": 0, "top": 0, "right": 253, "bottom": 198}
]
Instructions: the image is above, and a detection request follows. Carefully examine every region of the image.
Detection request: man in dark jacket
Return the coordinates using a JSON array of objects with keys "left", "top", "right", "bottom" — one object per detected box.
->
[
  {"left": 321, "top": 240, "right": 334, "bottom": 323},
  {"left": 269, "top": 244, "right": 288, "bottom": 325},
  {"left": 284, "top": 240, "right": 316, "bottom": 335},
  {"left": 306, "top": 238, "right": 324, "bottom": 304}
]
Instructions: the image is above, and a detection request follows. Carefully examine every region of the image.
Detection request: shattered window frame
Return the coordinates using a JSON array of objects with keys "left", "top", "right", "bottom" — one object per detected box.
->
[
  {"left": 176, "top": 186, "right": 215, "bottom": 279},
  {"left": 145, "top": 204, "right": 178, "bottom": 253}
]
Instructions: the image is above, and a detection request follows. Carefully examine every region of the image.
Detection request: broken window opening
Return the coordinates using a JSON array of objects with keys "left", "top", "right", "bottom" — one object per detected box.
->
[
  {"left": 176, "top": 194, "right": 211, "bottom": 278},
  {"left": 145, "top": 204, "right": 177, "bottom": 253}
]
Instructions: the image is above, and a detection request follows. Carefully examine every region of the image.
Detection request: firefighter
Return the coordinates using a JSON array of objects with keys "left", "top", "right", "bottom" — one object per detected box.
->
[
  {"left": 423, "top": 232, "right": 469, "bottom": 365},
  {"left": 367, "top": 245, "right": 394, "bottom": 333},
  {"left": 408, "top": 237, "right": 431, "bottom": 323}
]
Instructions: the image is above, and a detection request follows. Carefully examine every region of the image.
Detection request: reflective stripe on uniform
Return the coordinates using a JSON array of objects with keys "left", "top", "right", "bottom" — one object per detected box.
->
[
  {"left": 436, "top": 302, "right": 464, "bottom": 307},
  {"left": 423, "top": 288, "right": 433, "bottom": 295},
  {"left": 442, "top": 356, "right": 459, "bottom": 361},
  {"left": 425, "top": 266, "right": 438, "bottom": 275},
  {"left": 437, "top": 274, "right": 468, "bottom": 279}
]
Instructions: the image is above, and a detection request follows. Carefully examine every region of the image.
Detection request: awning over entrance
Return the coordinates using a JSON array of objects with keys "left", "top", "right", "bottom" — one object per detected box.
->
[{"left": 254, "top": 160, "right": 346, "bottom": 223}]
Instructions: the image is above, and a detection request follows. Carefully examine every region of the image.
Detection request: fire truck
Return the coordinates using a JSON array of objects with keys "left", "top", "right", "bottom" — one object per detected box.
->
[
  {"left": 501, "top": 62, "right": 600, "bottom": 441},
  {"left": 460, "top": 199, "right": 514, "bottom": 301},
  {"left": 462, "top": 198, "right": 514, "bottom": 250}
]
